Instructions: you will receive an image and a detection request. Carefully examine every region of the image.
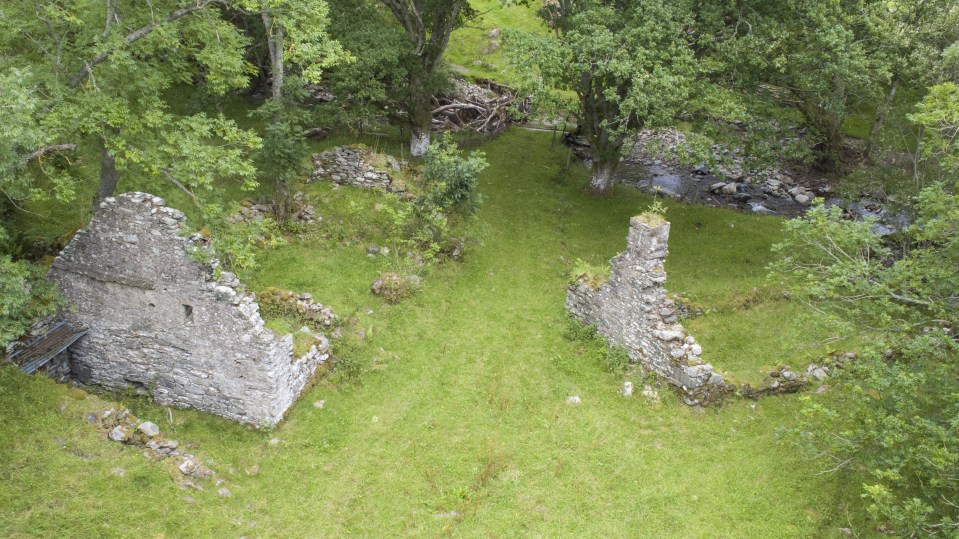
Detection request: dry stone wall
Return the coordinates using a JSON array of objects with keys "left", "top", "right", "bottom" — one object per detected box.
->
[
  {"left": 48, "top": 192, "right": 330, "bottom": 427},
  {"left": 309, "top": 146, "right": 407, "bottom": 192},
  {"left": 566, "top": 215, "right": 729, "bottom": 404}
]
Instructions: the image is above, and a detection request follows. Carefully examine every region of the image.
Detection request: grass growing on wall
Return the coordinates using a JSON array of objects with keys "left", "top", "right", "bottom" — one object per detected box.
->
[{"left": 0, "top": 128, "right": 868, "bottom": 537}]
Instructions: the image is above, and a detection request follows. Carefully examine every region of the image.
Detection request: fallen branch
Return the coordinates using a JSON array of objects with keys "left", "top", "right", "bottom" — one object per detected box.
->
[{"left": 429, "top": 77, "right": 529, "bottom": 134}]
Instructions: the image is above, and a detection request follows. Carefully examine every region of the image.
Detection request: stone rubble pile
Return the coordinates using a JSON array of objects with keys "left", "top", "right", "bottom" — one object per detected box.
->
[
  {"left": 255, "top": 287, "right": 336, "bottom": 328},
  {"left": 93, "top": 406, "right": 220, "bottom": 489},
  {"left": 230, "top": 192, "right": 317, "bottom": 224},
  {"left": 309, "top": 146, "right": 407, "bottom": 193},
  {"left": 370, "top": 272, "right": 421, "bottom": 304}
]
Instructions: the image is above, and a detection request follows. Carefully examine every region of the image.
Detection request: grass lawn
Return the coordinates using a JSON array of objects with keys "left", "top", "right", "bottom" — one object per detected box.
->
[
  {"left": 0, "top": 129, "right": 867, "bottom": 537},
  {"left": 445, "top": 0, "right": 545, "bottom": 86}
]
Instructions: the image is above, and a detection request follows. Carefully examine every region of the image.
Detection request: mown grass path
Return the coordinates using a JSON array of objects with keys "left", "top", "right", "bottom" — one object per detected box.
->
[{"left": 0, "top": 130, "right": 860, "bottom": 537}]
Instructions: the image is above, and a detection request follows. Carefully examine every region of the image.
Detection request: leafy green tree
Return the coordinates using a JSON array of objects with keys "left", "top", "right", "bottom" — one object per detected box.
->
[
  {"left": 0, "top": 68, "right": 78, "bottom": 211},
  {"left": 324, "top": 0, "right": 410, "bottom": 131},
  {"left": 379, "top": 0, "right": 475, "bottom": 156},
  {"left": 0, "top": 0, "right": 261, "bottom": 210},
  {"left": 861, "top": 0, "right": 959, "bottom": 159},
  {"left": 724, "top": 0, "right": 907, "bottom": 169},
  {"left": 513, "top": 0, "right": 699, "bottom": 192},
  {"left": 773, "top": 88, "right": 959, "bottom": 535},
  {"left": 239, "top": 0, "right": 346, "bottom": 102},
  {"left": 911, "top": 82, "right": 959, "bottom": 174}
]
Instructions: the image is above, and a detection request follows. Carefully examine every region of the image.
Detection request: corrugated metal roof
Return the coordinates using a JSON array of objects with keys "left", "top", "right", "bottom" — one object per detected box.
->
[{"left": 9, "top": 321, "right": 87, "bottom": 374}]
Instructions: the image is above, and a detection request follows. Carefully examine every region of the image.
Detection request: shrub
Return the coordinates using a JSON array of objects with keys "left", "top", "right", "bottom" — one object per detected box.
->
[
  {"left": 420, "top": 135, "right": 487, "bottom": 219},
  {"left": 793, "top": 333, "right": 959, "bottom": 536},
  {"left": 0, "top": 255, "right": 62, "bottom": 348},
  {"left": 370, "top": 272, "right": 420, "bottom": 304},
  {"left": 385, "top": 136, "right": 487, "bottom": 261}
]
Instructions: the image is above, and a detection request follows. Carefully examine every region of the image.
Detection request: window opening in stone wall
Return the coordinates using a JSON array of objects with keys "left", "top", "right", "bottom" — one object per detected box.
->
[{"left": 183, "top": 304, "right": 193, "bottom": 323}]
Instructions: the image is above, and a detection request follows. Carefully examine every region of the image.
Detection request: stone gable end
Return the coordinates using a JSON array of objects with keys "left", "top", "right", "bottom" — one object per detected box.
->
[
  {"left": 48, "top": 192, "right": 328, "bottom": 426},
  {"left": 566, "top": 215, "right": 728, "bottom": 404}
]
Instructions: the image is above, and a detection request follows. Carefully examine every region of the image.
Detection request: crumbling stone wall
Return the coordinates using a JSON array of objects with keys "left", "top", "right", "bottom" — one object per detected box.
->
[
  {"left": 309, "top": 146, "right": 407, "bottom": 192},
  {"left": 48, "top": 193, "right": 330, "bottom": 426},
  {"left": 566, "top": 215, "right": 728, "bottom": 404}
]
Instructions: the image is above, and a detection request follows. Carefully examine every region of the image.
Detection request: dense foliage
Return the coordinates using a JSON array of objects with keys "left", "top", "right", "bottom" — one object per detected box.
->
[
  {"left": 773, "top": 89, "right": 959, "bottom": 535},
  {"left": 512, "top": 0, "right": 700, "bottom": 191}
]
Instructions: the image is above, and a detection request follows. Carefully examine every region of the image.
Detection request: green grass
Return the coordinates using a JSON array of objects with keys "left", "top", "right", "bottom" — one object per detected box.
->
[
  {"left": 445, "top": 0, "right": 545, "bottom": 86},
  {"left": 0, "top": 128, "right": 871, "bottom": 537}
]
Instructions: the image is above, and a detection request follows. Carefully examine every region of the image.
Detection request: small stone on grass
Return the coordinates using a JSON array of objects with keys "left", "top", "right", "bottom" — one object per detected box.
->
[{"left": 138, "top": 421, "right": 160, "bottom": 437}]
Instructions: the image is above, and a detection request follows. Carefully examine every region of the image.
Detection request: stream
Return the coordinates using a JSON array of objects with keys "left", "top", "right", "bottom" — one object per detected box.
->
[{"left": 571, "top": 135, "right": 910, "bottom": 236}]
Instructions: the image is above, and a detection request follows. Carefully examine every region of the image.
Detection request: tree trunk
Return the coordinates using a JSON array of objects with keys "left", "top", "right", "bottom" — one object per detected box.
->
[
  {"left": 273, "top": 178, "right": 289, "bottom": 224},
  {"left": 410, "top": 130, "right": 430, "bottom": 157},
  {"left": 408, "top": 72, "right": 432, "bottom": 156},
  {"left": 93, "top": 142, "right": 120, "bottom": 211},
  {"left": 866, "top": 75, "right": 900, "bottom": 162},
  {"left": 588, "top": 157, "right": 617, "bottom": 193},
  {"left": 262, "top": 10, "right": 284, "bottom": 101}
]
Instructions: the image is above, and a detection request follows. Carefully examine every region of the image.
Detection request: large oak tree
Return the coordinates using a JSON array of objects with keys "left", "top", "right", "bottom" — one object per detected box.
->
[{"left": 514, "top": 0, "right": 699, "bottom": 193}]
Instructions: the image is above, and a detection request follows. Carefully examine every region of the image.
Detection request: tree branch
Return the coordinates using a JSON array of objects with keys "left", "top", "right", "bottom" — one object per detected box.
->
[
  {"left": 160, "top": 168, "right": 198, "bottom": 202},
  {"left": 23, "top": 144, "right": 77, "bottom": 162},
  {"left": 70, "top": 0, "right": 223, "bottom": 87}
]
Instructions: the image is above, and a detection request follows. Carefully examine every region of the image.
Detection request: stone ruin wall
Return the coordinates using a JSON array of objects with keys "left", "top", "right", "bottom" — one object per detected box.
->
[
  {"left": 308, "top": 146, "right": 408, "bottom": 193},
  {"left": 566, "top": 216, "right": 729, "bottom": 404},
  {"left": 47, "top": 192, "right": 330, "bottom": 427}
]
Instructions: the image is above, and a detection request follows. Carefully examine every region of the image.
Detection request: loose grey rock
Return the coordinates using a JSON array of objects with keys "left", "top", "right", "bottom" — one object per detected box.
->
[
  {"left": 566, "top": 396, "right": 582, "bottom": 405},
  {"left": 622, "top": 381, "right": 634, "bottom": 397},
  {"left": 217, "top": 487, "right": 232, "bottom": 498},
  {"left": 806, "top": 364, "right": 828, "bottom": 380},
  {"left": 137, "top": 421, "right": 160, "bottom": 437},
  {"left": 108, "top": 426, "right": 129, "bottom": 442}
]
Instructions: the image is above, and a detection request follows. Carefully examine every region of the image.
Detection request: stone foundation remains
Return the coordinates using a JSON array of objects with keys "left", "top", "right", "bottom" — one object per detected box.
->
[
  {"left": 48, "top": 192, "right": 331, "bottom": 426},
  {"left": 565, "top": 215, "right": 729, "bottom": 404},
  {"left": 230, "top": 191, "right": 317, "bottom": 225},
  {"left": 309, "top": 146, "right": 407, "bottom": 193}
]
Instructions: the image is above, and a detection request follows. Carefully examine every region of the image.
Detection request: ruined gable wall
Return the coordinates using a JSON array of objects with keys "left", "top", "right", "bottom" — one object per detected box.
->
[
  {"left": 48, "top": 193, "right": 328, "bottom": 426},
  {"left": 565, "top": 216, "right": 728, "bottom": 404}
]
